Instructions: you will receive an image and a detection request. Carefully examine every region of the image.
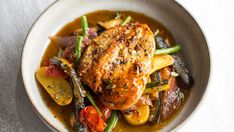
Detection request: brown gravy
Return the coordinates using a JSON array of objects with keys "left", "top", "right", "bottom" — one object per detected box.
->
[{"left": 39, "top": 10, "right": 190, "bottom": 132}]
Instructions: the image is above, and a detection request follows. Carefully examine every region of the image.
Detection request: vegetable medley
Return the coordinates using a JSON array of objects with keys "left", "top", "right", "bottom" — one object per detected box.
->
[{"left": 36, "top": 11, "right": 193, "bottom": 132}]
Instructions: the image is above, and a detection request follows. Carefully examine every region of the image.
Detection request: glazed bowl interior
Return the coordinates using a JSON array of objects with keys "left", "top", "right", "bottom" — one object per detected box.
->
[{"left": 21, "top": 0, "right": 210, "bottom": 131}]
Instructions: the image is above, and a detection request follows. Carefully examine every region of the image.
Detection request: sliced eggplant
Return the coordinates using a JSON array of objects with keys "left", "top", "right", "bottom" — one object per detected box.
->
[
  {"left": 171, "top": 54, "right": 194, "bottom": 85},
  {"left": 50, "top": 57, "right": 87, "bottom": 131},
  {"left": 155, "top": 36, "right": 194, "bottom": 86}
]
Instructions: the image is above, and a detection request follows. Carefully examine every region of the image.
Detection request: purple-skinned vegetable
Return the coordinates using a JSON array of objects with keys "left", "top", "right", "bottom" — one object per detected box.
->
[{"left": 49, "top": 36, "right": 77, "bottom": 47}]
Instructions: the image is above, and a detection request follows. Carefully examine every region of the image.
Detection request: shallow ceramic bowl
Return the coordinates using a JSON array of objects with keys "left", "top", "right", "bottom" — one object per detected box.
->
[{"left": 21, "top": 0, "right": 210, "bottom": 131}]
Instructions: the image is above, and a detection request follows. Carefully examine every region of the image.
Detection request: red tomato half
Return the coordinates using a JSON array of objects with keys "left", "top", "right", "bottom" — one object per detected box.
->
[{"left": 79, "top": 106, "right": 107, "bottom": 132}]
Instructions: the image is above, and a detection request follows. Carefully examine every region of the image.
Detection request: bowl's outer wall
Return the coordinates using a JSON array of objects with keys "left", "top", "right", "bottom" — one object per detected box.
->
[{"left": 21, "top": 0, "right": 210, "bottom": 131}]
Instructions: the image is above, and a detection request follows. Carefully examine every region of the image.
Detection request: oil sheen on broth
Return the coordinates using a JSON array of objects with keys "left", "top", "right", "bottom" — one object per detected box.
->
[{"left": 39, "top": 10, "right": 190, "bottom": 131}]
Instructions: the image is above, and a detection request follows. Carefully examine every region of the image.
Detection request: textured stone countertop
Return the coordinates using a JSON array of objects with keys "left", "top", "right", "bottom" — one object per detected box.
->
[{"left": 0, "top": 0, "right": 234, "bottom": 131}]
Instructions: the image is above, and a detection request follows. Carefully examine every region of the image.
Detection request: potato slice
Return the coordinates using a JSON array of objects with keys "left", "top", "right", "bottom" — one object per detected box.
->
[
  {"left": 123, "top": 104, "right": 150, "bottom": 126},
  {"left": 150, "top": 55, "right": 174, "bottom": 74},
  {"left": 36, "top": 67, "right": 73, "bottom": 105}
]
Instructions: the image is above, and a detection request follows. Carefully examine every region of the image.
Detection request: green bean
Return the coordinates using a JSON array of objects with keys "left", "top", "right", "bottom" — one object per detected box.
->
[
  {"left": 121, "top": 16, "right": 131, "bottom": 26},
  {"left": 154, "top": 44, "right": 181, "bottom": 55},
  {"left": 105, "top": 111, "right": 118, "bottom": 132},
  {"left": 76, "top": 36, "right": 83, "bottom": 62},
  {"left": 81, "top": 16, "right": 88, "bottom": 36},
  {"left": 85, "top": 90, "right": 103, "bottom": 116}
]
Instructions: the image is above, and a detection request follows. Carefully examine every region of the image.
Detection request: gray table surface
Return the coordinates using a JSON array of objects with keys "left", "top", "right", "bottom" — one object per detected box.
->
[
  {"left": 0, "top": 0, "right": 53, "bottom": 131},
  {"left": 1, "top": 0, "right": 234, "bottom": 132}
]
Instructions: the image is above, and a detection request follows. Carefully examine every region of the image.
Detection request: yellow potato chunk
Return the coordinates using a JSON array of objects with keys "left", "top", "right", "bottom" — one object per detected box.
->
[
  {"left": 123, "top": 104, "right": 150, "bottom": 126},
  {"left": 150, "top": 55, "right": 174, "bottom": 74},
  {"left": 36, "top": 67, "right": 73, "bottom": 106}
]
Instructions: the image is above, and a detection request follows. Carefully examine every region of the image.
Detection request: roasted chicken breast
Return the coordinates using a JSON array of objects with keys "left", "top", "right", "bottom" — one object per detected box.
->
[{"left": 78, "top": 23, "right": 155, "bottom": 110}]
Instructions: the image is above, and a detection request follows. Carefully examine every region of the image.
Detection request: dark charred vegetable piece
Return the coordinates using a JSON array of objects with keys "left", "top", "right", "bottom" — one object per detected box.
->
[
  {"left": 149, "top": 91, "right": 162, "bottom": 124},
  {"left": 50, "top": 57, "right": 102, "bottom": 116},
  {"left": 76, "top": 36, "right": 83, "bottom": 62},
  {"left": 154, "top": 45, "right": 181, "bottom": 55},
  {"left": 148, "top": 71, "right": 162, "bottom": 124},
  {"left": 50, "top": 57, "right": 87, "bottom": 131},
  {"left": 155, "top": 36, "right": 168, "bottom": 49},
  {"left": 146, "top": 80, "right": 168, "bottom": 88},
  {"left": 121, "top": 16, "right": 131, "bottom": 26},
  {"left": 155, "top": 36, "right": 193, "bottom": 86},
  {"left": 171, "top": 54, "right": 194, "bottom": 85},
  {"left": 81, "top": 16, "right": 88, "bottom": 37},
  {"left": 105, "top": 111, "right": 118, "bottom": 132}
]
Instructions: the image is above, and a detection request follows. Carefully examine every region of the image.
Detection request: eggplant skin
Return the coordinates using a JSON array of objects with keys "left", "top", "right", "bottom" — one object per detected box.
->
[
  {"left": 171, "top": 55, "right": 194, "bottom": 86},
  {"left": 155, "top": 36, "right": 193, "bottom": 86}
]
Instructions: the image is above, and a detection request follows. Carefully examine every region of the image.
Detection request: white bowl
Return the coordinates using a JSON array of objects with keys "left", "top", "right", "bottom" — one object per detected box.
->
[{"left": 21, "top": 0, "right": 210, "bottom": 131}]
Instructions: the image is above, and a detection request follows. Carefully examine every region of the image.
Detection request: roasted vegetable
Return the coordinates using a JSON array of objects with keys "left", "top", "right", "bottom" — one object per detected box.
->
[
  {"left": 121, "top": 16, "right": 131, "bottom": 26},
  {"left": 50, "top": 57, "right": 87, "bottom": 131},
  {"left": 50, "top": 57, "right": 102, "bottom": 116},
  {"left": 105, "top": 110, "right": 118, "bottom": 132},
  {"left": 146, "top": 80, "right": 168, "bottom": 88},
  {"left": 160, "top": 67, "right": 182, "bottom": 120},
  {"left": 74, "top": 27, "right": 98, "bottom": 36},
  {"left": 80, "top": 106, "right": 107, "bottom": 132},
  {"left": 35, "top": 67, "right": 73, "bottom": 106},
  {"left": 148, "top": 71, "right": 162, "bottom": 124},
  {"left": 144, "top": 84, "right": 170, "bottom": 94},
  {"left": 76, "top": 36, "right": 83, "bottom": 62},
  {"left": 155, "top": 36, "right": 193, "bottom": 86},
  {"left": 49, "top": 36, "right": 76, "bottom": 47},
  {"left": 149, "top": 91, "right": 162, "bottom": 123},
  {"left": 172, "top": 54, "right": 194, "bottom": 85},
  {"left": 85, "top": 90, "right": 103, "bottom": 116},
  {"left": 150, "top": 55, "right": 174, "bottom": 74},
  {"left": 81, "top": 16, "right": 88, "bottom": 36},
  {"left": 155, "top": 36, "right": 170, "bottom": 49},
  {"left": 154, "top": 45, "right": 181, "bottom": 55},
  {"left": 123, "top": 104, "right": 150, "bottom": 126}
]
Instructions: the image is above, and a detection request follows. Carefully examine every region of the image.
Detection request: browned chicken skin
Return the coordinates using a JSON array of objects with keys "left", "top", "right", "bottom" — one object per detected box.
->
[{"left": 78, "top": 23, "right": 155, "bottom": 110}]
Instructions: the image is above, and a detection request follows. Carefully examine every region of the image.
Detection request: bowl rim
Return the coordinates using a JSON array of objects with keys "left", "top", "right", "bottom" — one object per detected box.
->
[{"left": 21, "top": 0, "right": 211, "bottom": 131}]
